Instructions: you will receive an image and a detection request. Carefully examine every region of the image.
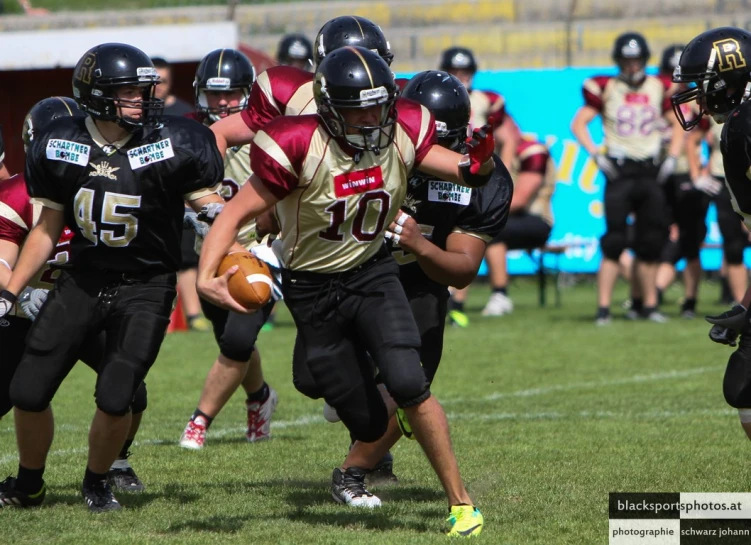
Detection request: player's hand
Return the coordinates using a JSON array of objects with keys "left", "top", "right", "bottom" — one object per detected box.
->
[
  {"left": 196, "top": 268, "right": 251, "bottom": 314},
  {"left": 183, "top": 210, "right": 210, "bottom": 238},
  {"left": 18, "top": 287, "right": 48, "bottom": 321},
  {"left": 706, "top": 305, "right": 747, "bottom": 346},
  {"left": 465, "top": 124, "right": 494, "bottom": 174},
  {"left": 384, "top": 211, "right": 424, "bottom": 254},
  {"left": 0, "top": 289, "right": 17, "bottom": 319},
  {"left": 593, "top": 153, "right": 618, "bottom": 179},
  {"left": 197, "top": 203, "right": 225, "bottom": 224},
  {"left": 656, "top": 156, "right": 677, "bottom": 185},
  {"left": 693, "top": 175, "right": 723, "bottom": 196}
]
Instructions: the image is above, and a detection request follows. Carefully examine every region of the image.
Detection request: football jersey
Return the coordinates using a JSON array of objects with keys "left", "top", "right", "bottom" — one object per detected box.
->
[
  {"left": 395, "top": 155, "right": 512, "bottom": 289},
  {"left": 658, "top": 104, "right": 692, "bottom": 176},
  {"left": 509, "top": 139, "right": 556, "bottom": 226},
  {"left": 0, "top": 174, "right": 74, "bottom": 318},
  {"left": 240, "top": 65, "right": 316, "bottom": 134},
  {"left": 251, "top": 98, "right": 436, "bottom": 273},
  {"left": 582, "top": 75, "right": 671, "bottom": 160},
  {"left": 721, "top": 101, "right": 751, "bottom": 229},
  {"left": 25, "top": 115, "right": 223, "bottom": 274},
  {"left": 469, "top": 89, "right": 506, "bottom": 132}
]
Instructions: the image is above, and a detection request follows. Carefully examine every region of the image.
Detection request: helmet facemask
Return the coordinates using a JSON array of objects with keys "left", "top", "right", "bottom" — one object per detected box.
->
[
  {"left": 435, "top": 120, "right": 468, "bottom": 154},
  {"left": 84, "top": 79, "right": 164, "bottom": 130},
  {"left": 196, "top": 77, "right": 250, "bottom": 123}
]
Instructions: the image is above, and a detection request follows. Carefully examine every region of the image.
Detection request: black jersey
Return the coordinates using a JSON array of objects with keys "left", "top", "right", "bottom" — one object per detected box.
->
[
  {"left": 393, "top": 155, "right": 512, "bottom": 289},
  {"left": 25, "top": 115, "right": 223, "bottom": 273},
  {"left": 721, "top": 101, "right": 751, "bottom": 228}
]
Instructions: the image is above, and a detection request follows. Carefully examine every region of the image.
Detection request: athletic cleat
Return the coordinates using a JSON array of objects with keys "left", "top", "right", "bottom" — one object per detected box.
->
[
  {"left": 624, "top": 309, "right": 640, "bottom": 321},
  {"left": 0, "top": 477, "right": 46, "bottom": 508},
  {"left": 481, "top": 292, "right": 514, "bottom": 316},
  {"left": 82, "top": 479, "right": 121, "bottom": 513},
  {"left": 645, "top": 311, "right": 669, "bottom": 323},
  {"left": 107, "top": 456, "right": 145, "bottom": 493},
  {"left": 179, "top": 416, "right": 208, "bottom": 450},
  {"left": 366, "top": 451, "right": 398, "bottom": 486},
  {"left": 246, "top": 386, "right": 278, "bottom": 442},
  {"left": 448, "top": 309, "right": 469, "bottom": 328},
  {"left": 446, "top": 505, "right": 484, "bottom": 537},
  {"left": 396, "top": 408, "right": 414, "bottom": 440},
  {"left": 681, "top": 308, "right": 696, "bottom": 319},
  {"left": 188, "top": 315, "right": 211, "bottom": 332},
  {"left": 331, "top": 467, "right": 381, "bottom": 508}
]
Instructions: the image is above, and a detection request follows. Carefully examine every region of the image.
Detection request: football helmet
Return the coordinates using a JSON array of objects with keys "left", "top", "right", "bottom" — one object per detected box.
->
[
  {"left": 277, "top": 33, "right": 314, "bottom": 70},
  {"left": 439, "top": 47, "right": 478, "bottom": 74},
  {"left": 612, "top": 32, "right": 650, "bottom": 86},
  {"left": 72, "top": 43, "right": 163, "bottom": 129},
  {"left": 660, "top": 44, "right": 685, "bottom": 76},
  {"left": 401, "top": 70, "right": 470, "bottom": 152},
  {"left": 313, "top": 16, "right": 393, "bottom": 67},
  {"left": 314, "top": 46, "right": 398, "bottom": 155},
  {"left": 194, "top": 48, "right": 256, "bottom": 123},
  {"left": 22, "top": 97, "right": 84, "bottom": 152},
  {"left": 672, "top": 27, "right": 751, "bottom": 130}
]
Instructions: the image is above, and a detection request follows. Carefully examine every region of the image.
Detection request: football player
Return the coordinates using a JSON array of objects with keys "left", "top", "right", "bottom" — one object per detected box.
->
[
  {"left": 178, "top": 48, "right": 279, "bottom": 450},
  {"left": 0, "top": 43, "right": 226, "bottom": 513},
  {"left": 327, "top": 70, "right": 511, "bottom": 492},
  {"left": 0, "top": 97, "right": 149, "bottom": 494},
  {"left": 672, "top": 27, "right": 751, "bottom": 440},
  {"left": 197, "top": 47, "right": 494, "bottom": 537},
  {"left": 210, "top": 15, "right": 393, "bottom": 156},
  {"left": 571, "top": 31, "right": 681, "bottom": 325},
  {"left": 276, "top": 33, "right": 314, "bottom": 71}
]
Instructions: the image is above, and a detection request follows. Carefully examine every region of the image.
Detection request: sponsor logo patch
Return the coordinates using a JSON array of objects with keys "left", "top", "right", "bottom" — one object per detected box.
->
[
  {"left": 89, "top": 161, "right": 120, "bottom": 180},
  {"left": 334, "top": 166, "right": 384, "bottom": 197},
  {"left": 127, "top": 138, "right": 174, "bottom": 170},
  {"left": 46, "top": 139, "right": 91, "bottom": 166},
  {"left": 427, "top": 181, "right": 471, "bottom": 205},
  {"left": 625, "top": 93, "right": 649, "bottom": 105}
]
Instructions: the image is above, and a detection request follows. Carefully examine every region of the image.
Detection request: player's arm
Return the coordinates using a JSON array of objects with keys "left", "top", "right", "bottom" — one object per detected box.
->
[
  {"left": 570, "top": 105, "right": 600, "bottom": 156},
  {"left": 210, "top": 112, "right": 256, "bottom": 158},
  {"left": 417, "top": 130, "right": 495, "bottom": 188},
  {"left": 0, "top": 163, "right": 9, "bottom": 182},
  {"left": 510, "top": 171, "right": 543, "bottom": 213},
  {"left": 0, "top": 239, "right": 19, "bottom": 288},
  {"left": 196, "top": 175, "right": 278, "bottom": 312}
]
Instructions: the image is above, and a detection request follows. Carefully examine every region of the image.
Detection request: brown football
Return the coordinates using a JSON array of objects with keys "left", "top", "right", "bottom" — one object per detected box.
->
[{"left": 217, "top": 251, "right": 273, "bottom": 310}]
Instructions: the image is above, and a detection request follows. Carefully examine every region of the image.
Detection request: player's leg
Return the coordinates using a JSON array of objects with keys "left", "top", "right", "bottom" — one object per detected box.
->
[
  {"left": 0, "top": 316, "right": 31, "bottom": 419},
  {"left": 177, "top": 223, "right": 209, "bottom": 331},
  {"left": 482, "top": 237, "right": 513, "bottom": 316},
  {"left": 674, "top": 180, "right": 709, "bottom": 318},
  {"left": 598, "top": 175, "right": 633, "bottom": 323},
  {"left": 447, "top": 286, "right": 470, "bottom": 328},
  {"left": 716, "top": 183, "right": 748, "bottom": 304}
]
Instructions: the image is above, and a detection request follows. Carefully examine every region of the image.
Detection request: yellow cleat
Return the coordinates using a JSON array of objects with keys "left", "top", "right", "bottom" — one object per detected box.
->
[
  {"left": 446, "top": 505, "right": 483, "bottom": 537},
  {"left": 395, "top": 408, "right": 415, "bottom": 440},
  {"left": 448, "top": 309, "right": 470, "bottom": 328}
]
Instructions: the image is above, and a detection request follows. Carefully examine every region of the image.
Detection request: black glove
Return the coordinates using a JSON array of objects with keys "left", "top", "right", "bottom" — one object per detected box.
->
[
  {"left": 0, "top": 289, "right": 17, "bottom": 319},
  {"left": 706, "top": 305, "right": 748, "bottom": 346}
]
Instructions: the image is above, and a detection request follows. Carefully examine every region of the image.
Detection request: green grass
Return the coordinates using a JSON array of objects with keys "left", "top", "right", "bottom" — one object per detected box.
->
[{"left": 1, "top": 278, "right": 747, "bottom": 544}]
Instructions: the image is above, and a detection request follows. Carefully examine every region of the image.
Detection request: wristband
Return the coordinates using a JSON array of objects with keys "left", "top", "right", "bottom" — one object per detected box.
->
[
  {"left": 459, "top": 162, "right": 492, "bottom": 188},
  {"left": 0, "top": 289, "right": 17, "bottom": 304}
]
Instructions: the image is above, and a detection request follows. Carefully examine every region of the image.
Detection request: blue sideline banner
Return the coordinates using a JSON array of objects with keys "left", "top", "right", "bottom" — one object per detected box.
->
[{"left": 399, "top": 68, "right": 728, "bottom": 275}]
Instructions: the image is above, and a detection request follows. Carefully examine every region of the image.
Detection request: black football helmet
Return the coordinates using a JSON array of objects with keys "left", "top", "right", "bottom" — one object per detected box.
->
[
  {"left": 194, "top": 48, "right": 256, "bottom": 123},
  {"left": 72, "top": 43, "right": 163, "bottom": 129},
  {"left": 439, "top": 47, "right": 478, "bottom": 74},
  {"left": 401, "top": 70, "right": 470, "bottom": 152},
  {"left": 612, "top": 32, "right": 650, "bottom": 86},
  {"left": 672, "top": 27, "right": 751, "bottom": 130},
  {"left": 313, "top": 16, "right": 393, "bottom": 67},
  {"left": 660, "top": 44, "right": 685, "bottom": 76},
  {"left": 314, "top": 46, "right": 398, "bottom": 155},
  {"left": 22, "top": 97, "right": 84, "bottom": 152},
  {"left": 277, "top": 33, "right": 314, "bottom": 70}
]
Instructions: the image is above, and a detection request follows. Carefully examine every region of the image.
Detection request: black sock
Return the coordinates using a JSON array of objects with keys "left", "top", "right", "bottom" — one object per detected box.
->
[
  {"left": 657, "top": 289, "right": 664, "bottom": 307},
  {"left": 16, "top": 465, "right": 45, "bottom": 493},
  {"left": 683, "top": 298, "right": 697, "bottom": 312},
  {"left": 247, "top": 382, "right": 270, "bottom": 403},
  {"left": 83, "top": 467, "right": 108, "bottom": 488},
  {"left": 642, "top": 305, "right": 657, "bottom": 316},
  {"left": 631, "top": 298, "right": 644, "bottom": 313},
  {"left": 449, "top": 299, "right": 464, "bottom": 312},
  {"left": 597, "top": 307, "right": 610, "bottom": 319},
  {"left": 492, "top": 287, "right": 507, "bottom": 295},
  {"left": 191, "top": 409, "right": 214, "bottom": 428},
  {"left": 118, "top": 439, "right": 134, "bottom": 460}
]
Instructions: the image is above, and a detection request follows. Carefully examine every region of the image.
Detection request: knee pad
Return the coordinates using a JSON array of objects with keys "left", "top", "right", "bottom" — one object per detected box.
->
[
  {"left": 723, "top": 349, "right": 751, "bottom": 408},
  {"left": 377, "top": 346, "right": 431, "bottom": 408},
  {"left": 724, "top": 238, "right": 745, "bottom": 265},
  {"left": 660, "top": 240, "right": 680, "bottom": 265},
  {"left": 131, "top": 381, "right": 148, "bottom": 414},
  {"left": 330, "top": 385, "right": 389, "bottom": 443},
  {"left": 600, "top": 232, "right": 626, "bottom": 261},
  {"left": 95, "top": 361, "right": 141, "bottom": 416},
  {"left": 633, "top": 231, "right": 667, "bottom": 262}
]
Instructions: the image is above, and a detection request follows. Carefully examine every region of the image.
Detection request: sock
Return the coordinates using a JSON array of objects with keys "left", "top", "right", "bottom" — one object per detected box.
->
[
  {"left": 721, "top": 277, "right": 732, "bottom": 301},
  {"left": 16, "top": 465, "right": 45, "bottom": 493},
  {"left": 83, "top": 467, "right": 108, "bottom": 488},
  {"left": 448, "top": 299, "right": 464, "bottom": 313},
  {"left": 631, "top": 298, "right": 644, "bottom": 312},
  {"left": 117, "top": 439, "right": 133, "bottom": 460},
  {"left": 191, "top": 409, "right": 214, "bottom": 429},
  {"left": 657, "top": 289, "right": 664, "bottom": 307},
  {"left": 682, "top": 298, "right": 697, "bottom": 312},
  {"left": 247, "top": 382, "right": 270, "bottom": 403},
  {"left": 597, "top": 307, "right": 610, "bottom": 319},
  {"left": 492, "top": 287, "right": 507, "bottom": 295},
  {"left": 642, "top": 305, "right": 657, "bottom": 316}
]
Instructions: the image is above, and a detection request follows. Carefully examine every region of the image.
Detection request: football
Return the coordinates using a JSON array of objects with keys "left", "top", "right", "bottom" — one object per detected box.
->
[{"left": 217, "top": 251, "right": 273, "bottom": 310}]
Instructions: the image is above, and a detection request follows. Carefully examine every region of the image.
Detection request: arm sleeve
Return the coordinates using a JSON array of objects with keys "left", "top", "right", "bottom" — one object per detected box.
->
[
  {"left": 582, "top": 77, "right": 607, "bottom": 112},
  {"left": 250, "top": 117, "right": 312, "bottom": 200},
  {"left": 181, "top": 123, "right": 225, "bottom": 200},
  {"left": 24, "top": 135, "right": 65, "bottom": 209},
  {"left": 454, "top": 155, "right": 513, "bottom": 241}
]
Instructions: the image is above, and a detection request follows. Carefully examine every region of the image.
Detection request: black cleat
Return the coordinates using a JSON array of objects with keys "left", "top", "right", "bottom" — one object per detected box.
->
[
  {"left": 82, "top": 479, "right": 122, "bottom": 513},
  {"left": 0, "top": 477, "right": 46, "bottom": 508},
  {"left": 107, "top": 465, "right": 145, "bottom": 493},
  {"left": 331, "top": 467, "right": 381, "bottom": 508}
]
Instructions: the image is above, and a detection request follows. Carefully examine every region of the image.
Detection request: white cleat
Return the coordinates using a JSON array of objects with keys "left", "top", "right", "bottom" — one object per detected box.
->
[
  {"left": 246, "top": 387, "right": 278, "bottom": 442},
  {"left": 481, "top": 292, "right": 514, "bottom": 316},
  {"left": 179, "top": 416, "right": 208, "bottom": 450}
]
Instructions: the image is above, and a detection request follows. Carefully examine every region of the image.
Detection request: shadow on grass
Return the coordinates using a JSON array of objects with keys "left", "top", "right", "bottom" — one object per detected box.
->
[{"left": 44, "top": 482, "right": 196, "bottom": 510}]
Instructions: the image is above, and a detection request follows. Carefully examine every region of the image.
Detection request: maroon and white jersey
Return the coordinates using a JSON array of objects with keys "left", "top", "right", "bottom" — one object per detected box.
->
[
  {"left": 658, "top": 104, "right": 692, "bottom": 176},
  {"left": 705, "top": 116, "right": 725, "bottom": 178},
  {"left": 250, "top": 99, "right": 437, "bottom": 273},
  {"left": 0, "top": 174, "right": 74, "bottom": 318},
  {"left": 240, "top": 65, "right": 315, "bottom": 135},
  {"left": 469, "top": 89, "right": 506, "bottom": 132},
  {"left": 510, "top": 139, "right": 556, "bottom": 226},
  {"left": 582, "top": 74, "right": 671, "bottom": 161}
]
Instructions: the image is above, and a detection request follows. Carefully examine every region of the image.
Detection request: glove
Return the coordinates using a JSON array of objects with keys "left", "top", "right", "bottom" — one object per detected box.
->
[
  {"left": 0, "top": 289, "right": 17, "bottom": 319},
  {"left": 706, "top": 305, "right": 748, "bottom": 346},
  {"left": 19, "top": 287, "right": 48, "bottom": 321},
  {"left": 656, "top": 156, "right": 677, "bottom": 185},
  {"left": 197, "top": 203, "right": 225, "bottom": 224},
  {"left": 693, "top": 175, "right": 723, "bottom": 196},
  {"left": 465, "top": 124, "right": 494, "bottom": 175},
  {"left": 593, "top": 153, "right": 618, "bottom": 179},
  {"left": 183, "top": 210, "right": 210, "bottom": 238},
  {"left": 250, "top": 240, "right": 284, "bottom": 302}
]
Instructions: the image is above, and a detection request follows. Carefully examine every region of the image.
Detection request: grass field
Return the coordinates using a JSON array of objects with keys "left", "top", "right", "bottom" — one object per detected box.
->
[{"left": 1, "top": 278, "right": 749, "bottom": 544}]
